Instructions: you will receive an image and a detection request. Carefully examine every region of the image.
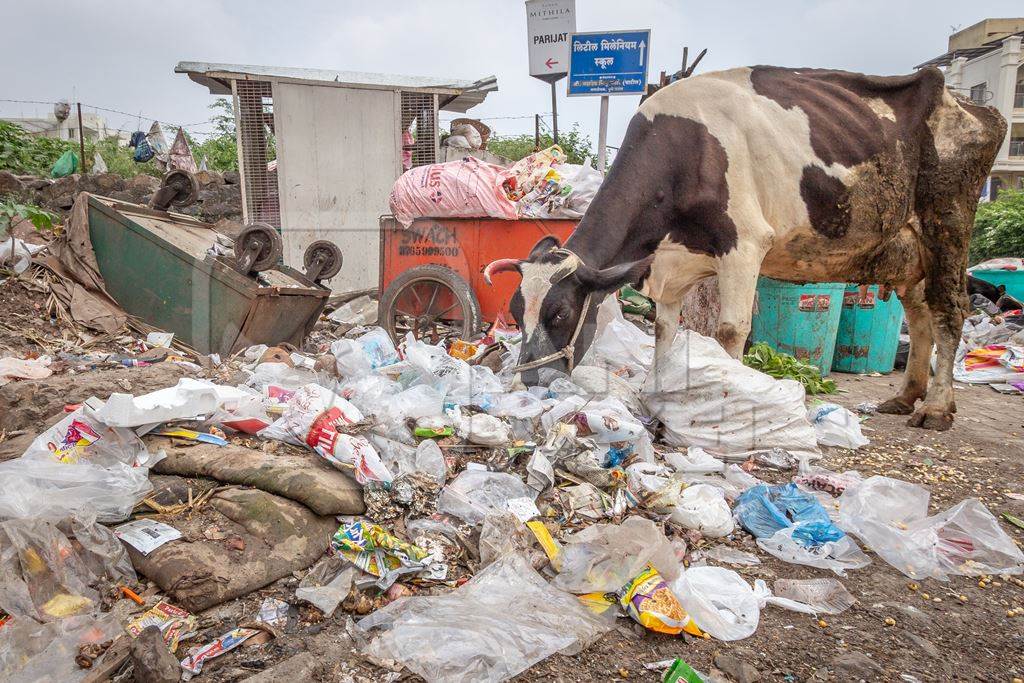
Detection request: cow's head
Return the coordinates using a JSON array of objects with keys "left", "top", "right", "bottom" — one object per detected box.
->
[{"left": 485, "top": 235, "right": 651, "bottom": 384}]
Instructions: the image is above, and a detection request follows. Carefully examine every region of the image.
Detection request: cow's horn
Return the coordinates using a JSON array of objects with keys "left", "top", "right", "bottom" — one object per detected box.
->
[
  {"left": 549, "top": 251, "right": 582, "bottom": 283},
  {"left": 483, "top": 258, "right": 522, "bottom": 285}
]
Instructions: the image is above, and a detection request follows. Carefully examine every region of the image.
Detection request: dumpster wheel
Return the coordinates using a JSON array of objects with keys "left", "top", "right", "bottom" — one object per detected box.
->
[
  {"left": 380, "top": 265, "right": 482, "bottom": 344},
  {"left": 234, "top": 223, "right": 283, "bottom": 274},
  {"left": 303, "top": 240, "right": 343, "bottom": 282}
]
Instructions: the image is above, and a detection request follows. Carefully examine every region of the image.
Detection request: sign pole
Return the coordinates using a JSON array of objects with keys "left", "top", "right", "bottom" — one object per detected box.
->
[
  {"left": 77, "top": 102, "right": 87, "bottom": 174},
  {"left": 550, "top": 81, "right": 560, "bottom": 144},
  {"left": 597, "top": 95, "right": 609, "bottom": 173}
]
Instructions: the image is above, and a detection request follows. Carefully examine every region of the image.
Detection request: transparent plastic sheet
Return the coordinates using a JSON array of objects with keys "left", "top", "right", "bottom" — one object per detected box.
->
[
  {"left": 295, "top": 556, "right": 357, "bottom": 617},
  {"left": 578, "top": 308, "right": 655, "bottom": 390},
  {"left": 413, "top": 440, "right": 447, "bottom": 486},
  {"left": 245, "top": 362, "right": 319, "bottom": 391},
  {"left": 838, "top": 476, "right": 1024, "bottom": 580},
  {"left": 479, "top": 511, "right": 530, "bottom": 568},
  {"left": 641, "top": 331, "right": 819, "bottom": 456},
  {"left": 93, "top": 378, "right": 253, "bottom": 428},
  {"left": 330, "top": 327, "right": 400, "bottom": 378},
  {"left": 437, "top": 470, "right": 535, "bottom": 525},
  {"left": 701, "top": 546, "right": 760, "bottom": 566},
  {"left": 756, "top": 526, "right": 871, "bottom": 576},
  {"left": 0, "top": 459, "right": 152, "bottom": 523},
  {"left": 0, "top": 517, "right": 134, "bottom": 623},
  {"left": 402, "top": 334, "right": 503, "bottom": 405},
  {"left": 480, "top": 390, "right": 545, "bottom": 419},
  {"left": 21, "top": 405, "right": 155, "bottom": 469},
  {"left": 358, "top": 554, "right": 612, "bottom": 683},
  {"left": 773, "top": 578, "right": 856, "bottom": 615},
  {"left": 552, "top": 516, "right": 679, "bottom": 594},
  {"left": 807, "top": 403, "right": 869, "bottom": 449},
  {"left": 0, "top": 611, "right": 123, "bottom": 683},
  {"left": 570, "top": 365, "right": 644, "bottom": 416}
]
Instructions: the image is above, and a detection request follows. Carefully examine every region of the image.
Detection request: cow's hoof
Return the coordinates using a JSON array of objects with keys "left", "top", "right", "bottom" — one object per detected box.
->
[
  {"left": 877, "top": 397, "right": 915, "bottom": 415},
  {"left": 907, "top": 408, "right": 953, "bottom": 431}
]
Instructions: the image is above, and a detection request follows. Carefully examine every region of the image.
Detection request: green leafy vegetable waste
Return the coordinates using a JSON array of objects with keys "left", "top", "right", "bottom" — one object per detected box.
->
[{"left": 743, "top": 342, "right": 837, "bottom": 394}]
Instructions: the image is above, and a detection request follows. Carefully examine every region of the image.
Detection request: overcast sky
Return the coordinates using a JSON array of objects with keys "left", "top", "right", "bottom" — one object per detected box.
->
[{"left": 2, "top": 1, "right": 1021, "bottom": 153}]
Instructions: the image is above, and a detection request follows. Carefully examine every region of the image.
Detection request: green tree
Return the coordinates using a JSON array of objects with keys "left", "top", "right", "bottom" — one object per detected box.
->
[
  {"left": 192, "top": 98, "right": 240, "bottom": 172},
  {"left": 970, "top": 190, "right": 1024, "bottom": 264},
  {"left": 487, "top": 124, "right": 595, "bottom": 165}
]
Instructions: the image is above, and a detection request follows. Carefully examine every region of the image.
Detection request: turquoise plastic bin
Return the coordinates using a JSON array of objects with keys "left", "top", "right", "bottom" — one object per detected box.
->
[
  {"left": 970, "top": 269, "right": 1024, "bottom": 302},
  {"left": 751, "top": 278, "right": 846, "bottom": 376},
  {"left": 831, "top": 285, "right": 904, "bottom": 374}
]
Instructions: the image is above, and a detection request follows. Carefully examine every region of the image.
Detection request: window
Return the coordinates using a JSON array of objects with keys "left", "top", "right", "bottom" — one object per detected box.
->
[
  {"left": 970, "top": 82, "right": 987, "bottom": 105},
  {"left": 1015, "top": 81, "right": 1023, "bottom": 108}
]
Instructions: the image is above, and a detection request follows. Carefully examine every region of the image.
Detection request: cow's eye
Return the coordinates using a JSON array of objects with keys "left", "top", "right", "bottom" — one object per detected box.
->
[{"left": 552, "top": 309, "right": 569, "bottom": 323}]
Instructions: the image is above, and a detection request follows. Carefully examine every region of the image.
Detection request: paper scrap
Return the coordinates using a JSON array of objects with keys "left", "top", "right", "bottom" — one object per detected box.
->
[{"left": 115, "top": 519, "right": 182, "bottom": 555}]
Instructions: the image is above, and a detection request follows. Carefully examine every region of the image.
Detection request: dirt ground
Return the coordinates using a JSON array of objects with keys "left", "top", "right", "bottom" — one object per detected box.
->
[{"left": 139, "top": 373, "right": 1024, "bottom": 683}]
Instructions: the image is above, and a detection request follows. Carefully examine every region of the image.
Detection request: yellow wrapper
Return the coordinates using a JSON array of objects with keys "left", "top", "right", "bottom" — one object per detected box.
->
[{"left": 619, "top": 565, "right": 702, "bottom": 636}]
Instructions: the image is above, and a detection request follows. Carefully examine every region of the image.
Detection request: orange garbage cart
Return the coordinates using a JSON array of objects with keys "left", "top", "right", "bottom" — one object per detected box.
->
[{"left": 378, "top": 215, "right": 577, "bottom": 342}]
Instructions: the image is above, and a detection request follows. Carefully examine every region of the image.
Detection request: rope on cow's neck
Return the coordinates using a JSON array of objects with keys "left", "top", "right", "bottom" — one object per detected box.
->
[{"left": 514, "top": 293, "right": 593, "bottom": 374}]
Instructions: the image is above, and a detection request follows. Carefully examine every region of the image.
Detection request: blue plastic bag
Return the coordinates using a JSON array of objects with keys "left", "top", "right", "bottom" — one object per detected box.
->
[{"left": 735, "top": 483, "right": 845, "bottom": 547}]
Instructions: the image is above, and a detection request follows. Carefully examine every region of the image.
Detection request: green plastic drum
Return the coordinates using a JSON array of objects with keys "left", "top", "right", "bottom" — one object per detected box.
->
[
  {"left": 751, "top": 277, "right": 846, "bottom": 377},
  {"left": 832, "top": 285, "right": 905, "bottom": 374}
]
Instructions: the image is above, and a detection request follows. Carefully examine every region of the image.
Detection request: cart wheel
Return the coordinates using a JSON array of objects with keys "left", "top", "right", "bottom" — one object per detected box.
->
[
  {"left": 149, "top": 169, "right": 200, "bottom": 211},
  {"left": 303, "top": 240, "right": 343, "bottom": 282},
  {"left": 380, "top": 264, "right": 482, "bottom": 344},
  {"left": 234, "top": 223, "right": 283, "bottom": 274}
]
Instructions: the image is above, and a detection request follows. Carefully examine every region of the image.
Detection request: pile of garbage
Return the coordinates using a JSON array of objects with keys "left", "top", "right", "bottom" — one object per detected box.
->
[
  {"left": 956, "top": 262, "right": 1024, "bottom": 392},
  {"left": 1, "top": 289, "right": 1022, "bottom": 682},
  {"left": 389, "top": 145, "right": 602, "bottom": 227}
]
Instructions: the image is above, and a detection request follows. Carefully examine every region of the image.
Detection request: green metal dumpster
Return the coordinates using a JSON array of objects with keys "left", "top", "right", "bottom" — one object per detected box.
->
[
  {"left": 86, "top": 196, "right": 329, "bottom": 356},
  {"left": 751, "top": 277, "right": 846, "bottom": 377},
  {"left": 831, "top": 285, "right": 904, "bottom": 374}
]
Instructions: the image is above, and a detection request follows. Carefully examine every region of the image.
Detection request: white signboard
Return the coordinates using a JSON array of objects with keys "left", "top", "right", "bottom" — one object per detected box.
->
[{"left": 526, "top": 0, "right": 576, "bottom": 82}]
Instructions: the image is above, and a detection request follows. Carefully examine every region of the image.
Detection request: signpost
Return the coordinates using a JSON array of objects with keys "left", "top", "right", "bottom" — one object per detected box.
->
[
  {"left": 526, "top": 0, "right": 576, "bottom": 143},
  {"left": 568, "top": 30, "right": 651, "bottom": 172}
]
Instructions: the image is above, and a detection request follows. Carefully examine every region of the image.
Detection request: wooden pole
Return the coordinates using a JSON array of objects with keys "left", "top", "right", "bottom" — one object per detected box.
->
[
  {"left": 550, "top": 81, "right": 559, "bottom": 144},
  {"left": 535, "top": 114, "right": 541, "bottom": 151},
  {"left": 76, "top": 102, "right": 87, "bottom": 174}
]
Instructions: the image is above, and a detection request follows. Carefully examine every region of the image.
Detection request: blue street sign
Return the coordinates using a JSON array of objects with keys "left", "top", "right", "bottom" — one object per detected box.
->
[{"left": 567, "top": 30, "right": 651, "bottom": 96}]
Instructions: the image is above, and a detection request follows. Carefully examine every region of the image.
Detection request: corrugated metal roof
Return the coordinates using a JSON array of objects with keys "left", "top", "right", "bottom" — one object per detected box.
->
[
  {"left": 174, "top": 61, "right": 497, "bottom": 113},
  {"left": 915, "top": 30, "right": 1024, "bottom": 69}
]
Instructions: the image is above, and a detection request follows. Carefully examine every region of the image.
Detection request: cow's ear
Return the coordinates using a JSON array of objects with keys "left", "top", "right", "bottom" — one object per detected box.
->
[
  {"left": 576, "top": 255, "right": 654, "bottom": 292},
  {"left": 529, "top": 235, "right": 562, "bottom": 259},
  {"left": 998, "top": 284, "right": 1006, "bottom": 294}
]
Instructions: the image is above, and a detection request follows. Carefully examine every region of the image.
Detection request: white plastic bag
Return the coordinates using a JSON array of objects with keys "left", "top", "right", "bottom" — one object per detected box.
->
[
  {"left": 259, "top": 384, "right": 392, "bottom": 484},
  {"left": 838, "top": 475, "right": 1024, "bottom": 580},
  {"left": 669, "top": 484, "right": 735, "bottom": 538},
  {"left": 481, "top": 391, "right": 545, "bottom": 419},
  {"left": 94, "top": 378, "right": 252, "bottom": 428},
  {"left": 670, "top": 566, "right": 760, "bottom": 641},
  {"left": 570, "top": 365, "right": 644, "bottom": 416},
  {"left": 579, "top": 310, "right": 655, "bottom": 389},
  {"left": 807, "top": 403, "right": 869, "bottom": 449},
  {"left": 0, "top": 237, "right": 44, "bottom": 274},
  {"left": 331, "top": 327, "right": 399, "bottom": 377},
  {"left": 437, "top": 470, "right": 536, "bottom": 525},
  {"left": 22, "top": 405, "right": 155, "bottom": 468},
  {"left": 642, "top": 330, "right": 819, "bottom": 456},
  {"left": 665, "top": 447, "right": 725, "bottom": 474},
  {"left": 0, "top": 356, "right": 52, "bottom": 386},
  {"left": 756, "top": 526, "right": 871, "bottom": 576},
  {"left": 456, "top": 413, "right": 511, "bottom": 446}
]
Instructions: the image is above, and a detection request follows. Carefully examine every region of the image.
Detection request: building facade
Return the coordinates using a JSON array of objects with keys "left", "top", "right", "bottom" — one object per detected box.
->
[{"left": 919, "top": 19, "right": 1024, "bottom": 199}]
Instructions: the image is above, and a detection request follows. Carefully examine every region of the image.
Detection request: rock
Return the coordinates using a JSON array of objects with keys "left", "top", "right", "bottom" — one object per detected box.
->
[
  {"left": 905, "top": 633, "right": 939, "bottom": 658},
  {"left": 86, "top": 172, "right": 125, "bottom": 194},
  {"left": 108, "top": 190, "right": 136, "bottom": 202},
  {"left": 223, "top": 170, "right": 240, "bottom": 185},
  {"left": 126, "top": 174, "right": 161, "bottom": 195},
  {"left": 713, "top": 650, "right": 761, "bottom": 683},
  {"left": 21, "top": 177, "right": 51, "bottom": 191},
  {"left": 130, "top": 625, "right": 181, "bottom": 683},
  {"left": 0, "top": 170, "right": 25, "bottom": 196},
  {"left": 830, "top": 651, "right": 883, "bottom": 681},
  {"left": 41, "top": 175, "right": 79, "bottom": 201},
  {"left": 194, "top": 170, "right": 224, "bottom": 186},
  {"left": 213, "top": 217, "right": 244, "bottom": 239}
]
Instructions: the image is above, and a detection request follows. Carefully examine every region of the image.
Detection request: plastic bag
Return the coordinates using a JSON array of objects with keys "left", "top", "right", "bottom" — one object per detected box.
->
[
  {"left": 480, "top": 390, "right": 545, "bottom": 419},
  {"left": 665, "top": 447, "right": 725, "bottom": 474},
  {"left": 0, "top": 458, "right": 152, "bottom": 523},
  {"left": 756, "top": 526, "right": 870, "bottom": 576},
  {"left": 22, "top": 405, "right": 156, "bottom": 468},
  {"left": 328, "top": 295, "right": 378, "bottom": 326},
  {"left": 642, "top": 331, "right": 819, "bottom": 455},
  {"left": 579, "top": 311, "right": 655, "bottom": 389},
  {"left": 619, "top": 564, "right": 702, "bottom": 636},
  {"left": 330, "top": 327, "right": 399, "bottom": 377},
  {"left": 670, "top": 566, "right": 761, "bottom": 641},
  {"left": 479, "top": 511, "right": 530, "bottom": 568},
  {"left": 773, "top": 578, "right": 856, "bottom": 615},
  {"left": 838, "top": 475, "right": 1024, "bottom": 580},
  {"left": 245, "top": 362, "right": 319, "bottom": 391},
  {"left": 259, "top": 384, "right": 392, "bottom": 484},
  {"left": 0, "top": 611, "right": 123, "bottom": 682},
  {"left": 296, "top": 556, "right": 356, "bottom": 617},
  {"left": 413, "top": 439, "right": 447, "bottom": 485},
  {"left": 570, "top": 365, "right": 644, "bottom": 416},
  {"left": 0, "top": 238, "right": 45, "bottom": 276},
  {"left": 807, "top": 403, "right": 869, "bottom": 449},
  {"left": 437, "top": 470, "right": 534, "bottom": 525},
  {"left": 456, "top": 412, "right": 510, "bottom": 446},
  {"left": 94, "top": 378, "right": 252, "bottom": 428},
  {"left": 552, "top": 516, "right": 679, "bottom": 594},
  {"left": 359, "top": 554, "right": 611, "bottom": 683},
  {"left": 0, "top": 517, "right": 134, "bottom": 623},
  {"left": 388, "top": 157, "right": 518, "bottom": 227},
  {"left": 668, "top": 484, "right": 735, "bottom": 538},
  {"left": 50, "top": 149, "right": 78, "bottom": 178},
  {"left": 0, "top": 355, "right": 51, "bottom": 385}
]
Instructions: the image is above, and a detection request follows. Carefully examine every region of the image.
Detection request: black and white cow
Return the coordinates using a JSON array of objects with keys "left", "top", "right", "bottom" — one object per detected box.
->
[{"left": 485, "top": 66, "right": 1005, "bottom": 430}]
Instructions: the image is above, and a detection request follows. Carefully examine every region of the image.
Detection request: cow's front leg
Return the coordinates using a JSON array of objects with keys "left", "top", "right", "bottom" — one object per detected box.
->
[
  {"left": 714, "top": 252, "right": 761, "bottom": 358},
  {"left": 878, "top": 283, "right": 931, "bottom": 415},
  {"left": 653, "top": 297, "right": 682, "bottom": 363}
]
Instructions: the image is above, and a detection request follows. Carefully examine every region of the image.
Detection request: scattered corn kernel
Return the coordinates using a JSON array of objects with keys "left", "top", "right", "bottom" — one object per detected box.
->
[
  {"left": 933, "top": 597, "right": 942, "bottom": 603},
  {"left": 921, "top": 593, "right": 930, "bottom": 600},
  {"left": 908, "top": 582, "right": 919, "bottom": 591},
  {"left": 884, "top": 617, "right": 896, "bottom": 626},
  {"left": 818, "top": 619, "right": 828, "bottom": 628}
]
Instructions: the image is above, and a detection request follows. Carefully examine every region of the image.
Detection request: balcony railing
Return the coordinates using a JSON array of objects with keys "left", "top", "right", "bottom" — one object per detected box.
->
[{"left": 1010, "top": 140, "right": 1024, "bottom": 157}]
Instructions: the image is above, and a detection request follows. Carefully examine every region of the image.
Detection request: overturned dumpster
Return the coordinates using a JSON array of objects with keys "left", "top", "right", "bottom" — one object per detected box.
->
[{"left": 85, "top": 194, "right": 330, "bottom": 356}]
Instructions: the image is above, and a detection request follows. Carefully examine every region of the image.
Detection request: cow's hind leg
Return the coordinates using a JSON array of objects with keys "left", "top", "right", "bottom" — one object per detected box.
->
[
  {"left": 654, "top": 297, "right": 682, "bottom": 362},
  {"left": 878, "top": 283, "right": 931, "bottom": 415},
  {"left": 907, "top": 271, "right": 966, "bottom": 431}
]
